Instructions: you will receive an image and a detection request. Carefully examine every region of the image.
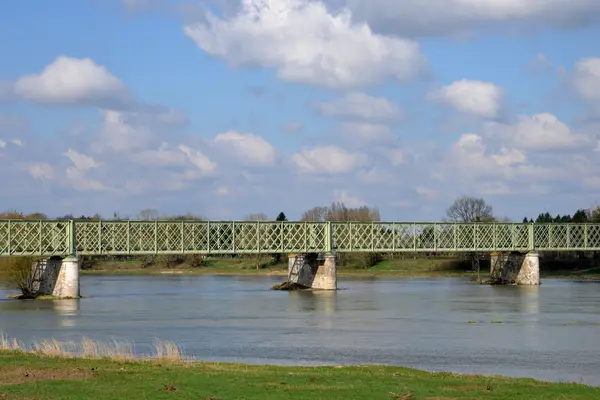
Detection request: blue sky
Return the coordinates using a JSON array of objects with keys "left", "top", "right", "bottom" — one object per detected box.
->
[{"left": 1, "top": 0, "right": 600, "bottom": 221}]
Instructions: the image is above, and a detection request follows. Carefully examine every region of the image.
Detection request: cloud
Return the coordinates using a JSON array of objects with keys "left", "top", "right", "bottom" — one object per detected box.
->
[
  {"left": 13, "top": 56, "right": 131, "bottom": 108},
  {"left": 183, "top": 0, "right": 426, "bottom": 89},
  {"left": 284, "top": 121, "right": 304, "bottom": 133},
  {"left": 528, "top": 52, "right": 550, "bottom": 72},
  {"left": 291, "top": 145, "right": 367, "bottom": 174},
  {"left": 28, "top": 163, "right": 55, "bottom": 181},
  {"left": 415, "top": 186, "right": 437, "bottom": 200},
  {"left": 213, "top": 130, "right": 276, "bottom": 166},
  {"left": 215, "top": 186, "right": 230, "bottom": 196},
  {"left": 340, "top": 122, "right": 394, "bottom": 143},
  {"left": 63, "top": 149, "right": 108, "bottom": 191},
  {"left": 483, "top": 113, "right": 592, "bottom": 150},
  {"left": 572, "top": 57, "right": 600, "bottom": 103},
  {"left": 337, "top": 0, "right": 600, "bottom": 37},
  {"left": 333, "top": 189, "right": 366, "bottom": 207},
  {"left": 429, "top": 79, "right": 504, "bottom": 118},
  {"left": 178, "top": 144, "right": 217, "bottom": 176},
  {"left": 315, "top": 92, "right": 403, "bottom": 121}
]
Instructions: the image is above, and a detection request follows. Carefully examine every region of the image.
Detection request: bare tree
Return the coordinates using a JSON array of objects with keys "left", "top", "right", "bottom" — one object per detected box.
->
[
  {"left": 300, "top": 206, "right": 329, "bottom": 222},
  {"left": 446, "top": 196, "right": 493, "bottom": 222},
  {"left": 245, "top": 212, "right": 269, "bottom": 221},
  {"left": 138, "top": 209, "right": 160, "bottom": 220}
]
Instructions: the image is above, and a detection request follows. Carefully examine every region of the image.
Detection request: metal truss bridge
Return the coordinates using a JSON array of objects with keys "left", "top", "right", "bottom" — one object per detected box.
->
[{"left": 1, "top": 220, "right": 600, "bottom": 257}]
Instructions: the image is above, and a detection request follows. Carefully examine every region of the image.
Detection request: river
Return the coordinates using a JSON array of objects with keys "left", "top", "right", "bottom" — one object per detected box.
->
[{"left": 1, "top": 275, "right": 599, "bottom": 386}]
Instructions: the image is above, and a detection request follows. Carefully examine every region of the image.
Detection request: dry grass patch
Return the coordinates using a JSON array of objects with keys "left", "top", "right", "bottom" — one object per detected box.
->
[{"left": 0, "top": 366, "right": 92, "bottom": 386}]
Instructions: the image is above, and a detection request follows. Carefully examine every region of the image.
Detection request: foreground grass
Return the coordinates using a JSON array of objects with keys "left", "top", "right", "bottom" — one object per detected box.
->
[{"left": 1, "top": 349, "right": 599, "bottom": 400}]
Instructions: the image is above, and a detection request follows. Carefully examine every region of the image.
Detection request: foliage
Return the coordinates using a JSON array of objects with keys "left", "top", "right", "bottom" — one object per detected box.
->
[
  {"left": 276, "top": 212, "right": 287, "bottom": 222},
  {"left": 0, "top": 256, "right": 39, "bottom": 297},
  {"left": 446, "top": 196, "right": 493, "bottom": 222}
]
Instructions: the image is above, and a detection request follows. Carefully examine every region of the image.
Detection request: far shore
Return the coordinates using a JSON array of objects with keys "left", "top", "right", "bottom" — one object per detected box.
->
[{"left": 79, "top": 257, "right": 600, "bottom": 280}]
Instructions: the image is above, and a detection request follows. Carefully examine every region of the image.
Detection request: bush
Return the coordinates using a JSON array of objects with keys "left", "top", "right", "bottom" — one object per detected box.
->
[
  {"left": 139, "top": 255, "right": 157, "bottom": 268},
  {"left": 0, "top": 256, "right": 40, "bottom": 298},
  {"left": 155, "top": 255, "right": 185, "bottom": 268},
  {"left": 184, "top": 254, "right": 205, "bottom": 268}
]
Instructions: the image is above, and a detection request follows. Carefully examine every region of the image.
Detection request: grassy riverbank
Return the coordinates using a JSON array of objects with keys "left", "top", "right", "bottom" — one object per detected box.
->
[
  {"left": 1, "top": 348, "right": 598, "bottom": 399},
  {"left": 81, "top": 257, "right": 600, "bottom": 279}
]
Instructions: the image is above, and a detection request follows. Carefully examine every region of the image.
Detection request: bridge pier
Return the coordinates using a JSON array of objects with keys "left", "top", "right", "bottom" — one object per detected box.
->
[
  {"left": 490, "top": 251, "right": 540, "bottom": 285},
  {"left": 288, "top": 252, "right": 337, "bottom": 290},
  {"left": 31, "top": 256, "right": 80, "bottom": 298}
]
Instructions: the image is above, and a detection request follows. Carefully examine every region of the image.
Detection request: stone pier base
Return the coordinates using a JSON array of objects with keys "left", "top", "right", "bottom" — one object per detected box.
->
[
  {"left": 288, "top": 252, "right": 337, "bottom": 290},
  {"left": 31, "top": 256, "right": 80, "bottom": 298},
  {"left": 490, "top": 251, "right": 540, "bottom": 285}
]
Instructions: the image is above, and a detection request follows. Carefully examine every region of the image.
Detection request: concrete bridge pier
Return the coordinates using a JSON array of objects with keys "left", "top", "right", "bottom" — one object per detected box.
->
[
  {"left": 31, "top": 256, "right": 80, "bottom": 298},
  {"left": 288, "top": 252, "right": 337, "bottom": 290},
  {"left": 490, "top": 251, "right": 540, "bottom": 285}
]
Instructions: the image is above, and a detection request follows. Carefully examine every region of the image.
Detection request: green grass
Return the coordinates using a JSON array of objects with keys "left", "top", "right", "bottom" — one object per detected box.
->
[{"left": 1, "top": 351, "right": 598, "bottom": 400}]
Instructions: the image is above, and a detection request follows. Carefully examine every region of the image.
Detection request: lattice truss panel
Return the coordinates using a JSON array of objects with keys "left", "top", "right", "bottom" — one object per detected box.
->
[
  {"left": 74, "top": 221, "right": 328, "bottom": 254},
  {"left": 331, "top": 223, "right": 532, "bottom": 252},
  {"left": 3, "top": 220, "right": 600, "bottom": 256},
  {"left": 533, "top": 224, "right": 600, "bottom": 250},
  {"left": 0, "top": 221, "right": 70, "bottom": 256}
]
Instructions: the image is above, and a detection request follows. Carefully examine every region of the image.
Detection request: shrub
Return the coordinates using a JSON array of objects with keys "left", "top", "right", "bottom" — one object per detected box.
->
[{"left": 0, "top": 256, "right": 40, "bottom": 298}]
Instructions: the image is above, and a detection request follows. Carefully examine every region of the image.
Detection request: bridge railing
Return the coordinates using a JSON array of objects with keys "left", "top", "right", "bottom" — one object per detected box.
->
[
  {"left": 1, "top": 220, "right": 600, "bottom": 256},
  {"left": 73, "top": 221, "right": 329, "bottom": 255},
  {"left": 0, "top": 220, "right": 72, "bottom": 256}
]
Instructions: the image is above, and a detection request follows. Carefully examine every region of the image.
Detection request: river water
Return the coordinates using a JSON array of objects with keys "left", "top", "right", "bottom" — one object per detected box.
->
[{"left": 1, "top": 275, "right": 599, "bottom": 386}]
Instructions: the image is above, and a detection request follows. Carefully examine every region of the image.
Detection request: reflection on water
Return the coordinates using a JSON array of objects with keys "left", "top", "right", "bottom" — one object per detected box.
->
[{"left": 1, "top": 275, "right": 600, "bottom": 386}]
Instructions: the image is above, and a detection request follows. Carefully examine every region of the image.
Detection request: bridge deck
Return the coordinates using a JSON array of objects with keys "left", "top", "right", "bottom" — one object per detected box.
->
[{"left": 1, "top": 220, "right": 600, "bottom": 256}]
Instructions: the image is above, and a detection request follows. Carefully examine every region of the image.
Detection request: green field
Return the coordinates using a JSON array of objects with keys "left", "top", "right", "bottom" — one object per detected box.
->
[{"left": 1, "top": 350, "right": 598, "bottom": 400}]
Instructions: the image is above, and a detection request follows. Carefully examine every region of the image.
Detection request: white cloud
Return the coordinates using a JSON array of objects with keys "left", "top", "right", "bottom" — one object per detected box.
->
[
  {"left": 0, "top": 139, "right": 5, "bottom": 149},
  {"left": 215, "top": 186, "right": 230, "bottom": 196},
  {"left": 10, "top": 139, "right": 22, "bottom": 147},
  {"left": 315, "top": 92, "right": 403, "bottom": 121},
  {"left": 28, "top": 163, "right": 55, "bottom": 181},
  {"left": 130, "top": 143, "right": 188, "bottom": 168},
  {"left": 595, "top": 141, "right": 600, "bottom": 153},
  {"left": 291, "top": 145, "right": 366, "bottom": 174},
  {"left": 63, "top": 149, "right": 107, "bottom": 191},
  {"left": 491, "top": 147, "right": 527, "bottom": 167},
  {"left": 64, "top": 148, "right": 103, "bottom": 171},
  {"left": 529, "top": 52, "right": 550, "bottom": 72},
  {"left": 13, "top": 56, "right": 130, "bottom": 107},
  {"left": 484, "top": 113, "right": 591, "bottom": 150},
  {"left": 387, "top": 148, "right": 405, "bottom": 166},
  {"left": 341, "top": 122, "right": 394, "bottom": 143},
  {"left": 333, "top": 190, "right": 366, "bottom": 208},
  {"left": 184, "top": 0, "right": 426, "bottom": 89},
  {"left": 415, "top": 186, "right": 437, "bottom": 200},
  {"left": 430, "top": 79, "right": 504, "bottom": 118},
  {"left": 178, "top": 144, "right": 217, "bottom": 176},
  {"left": 572, "top": 57, "right": 600, "bottom": 103},
  {"left": 213, "top": 130, "right": 276, "bottom": 166},
  {"left": 338, "top": 0, "right": 600, "bottom": 37}
]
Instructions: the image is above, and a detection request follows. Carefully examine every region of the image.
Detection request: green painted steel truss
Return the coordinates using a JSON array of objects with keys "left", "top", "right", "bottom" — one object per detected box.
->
[{"left": 1, "top": 220, "right": 600, "bottom": 257}]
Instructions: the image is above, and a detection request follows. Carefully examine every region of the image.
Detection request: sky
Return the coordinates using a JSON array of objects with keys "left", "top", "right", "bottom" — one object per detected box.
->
[{"left": 1, "top": 0, "right": 600, "bottom": 221}]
